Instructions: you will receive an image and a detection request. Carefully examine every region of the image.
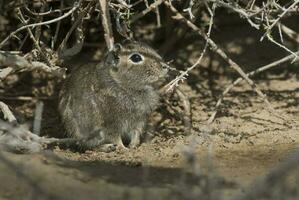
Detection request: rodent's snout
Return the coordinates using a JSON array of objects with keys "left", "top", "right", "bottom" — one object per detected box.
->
[
  {"left": 160, "top": 62, "right": 170, "bottom": 78},
  {"left": 161, "top": 62, "right": 169, "bottom": 72}
]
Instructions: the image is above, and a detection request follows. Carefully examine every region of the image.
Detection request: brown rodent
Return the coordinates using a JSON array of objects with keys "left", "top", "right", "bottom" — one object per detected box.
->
[{"left": 58, "top": 40, "right": 169, "bottom": 151}]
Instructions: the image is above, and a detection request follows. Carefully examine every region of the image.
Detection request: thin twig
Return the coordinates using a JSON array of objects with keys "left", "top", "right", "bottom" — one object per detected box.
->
[
  {"left": 34, "top": 2, "right": 46, "bottom": 43},
  {"left": 266, "top": 35, "right": 298, "bottom": 62},
  {"left": 261, "top": 0, "right": 299, "bottom": 41},
  {"left": 0, "top": 1, "right": 80, "bottom": 49},
  {"left": 58, "top": 1, "right": 94, "bottom": 58},
  {"left": 130, "top": 0, "right": 166, "bottom": 23},
  {"left": 279, "top": 23, "right": 299, "bottom": 43},
  {"left": 18, "top": 9, "right": 52, "bottom": 66},
  {"left": 52, "top": 0, "right": 64, "bottom": 49},
  {"left": 24, "top": 4, "right": 72, "bottom": 16},
  {"left": 164, "top": 1, "right": 284, "bottom": 122},
  {"left": 207, "top": 50, "right": 299, "bottom": 123},
  {"left": 155, "top": 4, "right": 161, "bottom": 28},
  {"left": 33, "top": 101, "right": 44, "bottom": 136},
  {"left": 208, "top": 0, "right": 260, "bottom": 29},
  {"left": 164, "top": 2, "right": 216, "bottom": 91},
  {"left": 0, "top": 52, "right": 66, "bottom": 78}
]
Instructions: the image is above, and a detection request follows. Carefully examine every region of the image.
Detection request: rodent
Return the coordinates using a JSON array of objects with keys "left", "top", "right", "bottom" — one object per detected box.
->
[{"left": 58, "top": 40, "right": 169, "bottom": 151}]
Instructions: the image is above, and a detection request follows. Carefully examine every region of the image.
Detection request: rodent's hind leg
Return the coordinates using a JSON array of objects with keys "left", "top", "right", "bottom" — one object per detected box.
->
[
  {"left": 107, "top": 135, "right": 128, "bottom": 150},
  {"left": 113, "top": 136, "right": 128, "bottom": 150},
  {"left": 129, "top": 130, "right": 141, "bottom": 149},
  {"left": 86, "top": 134, "right": 127, "bottom": 151},
  {"left": 80, "top": 139, "right": 117, "bottom": 152},
  {"left": 95, "top": 143, "right": 117, "bottom": 152},
  {"left": 82, "top": 137, "right": 106, "bottom": 149}
]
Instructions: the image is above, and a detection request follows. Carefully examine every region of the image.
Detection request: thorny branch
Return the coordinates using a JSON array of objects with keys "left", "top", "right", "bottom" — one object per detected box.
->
[
  {"left": 164, "top": 1, "right": 289, "bottom": 123},
  {"left": 207, "top": 50, "right": 299, "bottom": 124},
  {"left": 130, "top": 0, "right": 166, "bottom": 23},
  {"left": 164, "top": 2, "right": 216, "bottom": 91},
  {"left": 0, "top": 52, "right": 66, "bottom": 78},
  {"left": 0, "top": 1, "right": 81, "bottom": 49},
  {"left": 0, "top": 119, "right": 58, "bottom": 153}
]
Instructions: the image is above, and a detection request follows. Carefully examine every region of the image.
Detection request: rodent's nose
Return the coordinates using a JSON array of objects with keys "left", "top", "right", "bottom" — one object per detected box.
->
[{"left": 161, "top": 62, "right": 170, "bottom": 71}]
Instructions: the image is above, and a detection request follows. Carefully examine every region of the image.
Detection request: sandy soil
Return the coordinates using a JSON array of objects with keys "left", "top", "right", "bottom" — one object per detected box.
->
[{"left": 0, "top": 17, "right": 298, "bottom": 200}]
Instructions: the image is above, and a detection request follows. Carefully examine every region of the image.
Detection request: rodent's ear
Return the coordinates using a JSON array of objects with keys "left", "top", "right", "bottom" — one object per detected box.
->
[
  {"left": 105, "top": 51, "right": 119, "bottom": 68},
  {"left": 113, "top": 43, "right": 122, "bottom": 52},
  {"left": 105, "top": 43, "right": 122, "bottom": 69},
  {"left": 105, "top": 51, "right": 119, "bottom": 69}
]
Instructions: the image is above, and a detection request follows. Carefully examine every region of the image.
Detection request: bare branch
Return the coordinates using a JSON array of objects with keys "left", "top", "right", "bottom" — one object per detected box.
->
[
  {"left": 164, "top": 2, "right": 216, "bottom": 91},
  {"left": 33, "top": 101, "right": 44, "bottom": 136},
  {"left": 0, "top": 120, "right": 58, "bottom": 153},
  {"left": 0, "top": 52, "right": 66, "bottom": 78},
  {"left": 207, "top": 50, "right": 299, "bottom": 123},
  {"left": 98, "top": 0, "right": 114, "bottom": 51},
  {"left": 0, "top": 102, "right": 16, "bottom": 123},
  {"left": 0, "top": 67, "right": 13, "bottom": 79},
  {"left": 208, "top": 0, "right": 260, "bottom": 29},
  {"left": 18, "top": 9, "right": 52, "bottom": 66},
  {"left": 280, "top": 23, "right": 299, "bottom": 43},
  {"left": 261, "top": 0, "right": 299, "bottom": 41},
  {"left": 164, "top": 1, "right": 285, "bottom": 122},
  {"left": 130, "top": 0, "right": 166, "bottom": 23},
  {"left": 57, "top": 1, "right": 95, "bottom": 59},
  {"left": 0, "top": 1, "right": 80, "bottom": 49}
]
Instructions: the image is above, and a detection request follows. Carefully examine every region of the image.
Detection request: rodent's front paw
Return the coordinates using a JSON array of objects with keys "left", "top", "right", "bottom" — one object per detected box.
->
[
  {"left": 95, "top": 143, "right": 117, "bottom": 153},
  {"left": 129, "top": 142, "right": 140, "bottom": 149}
]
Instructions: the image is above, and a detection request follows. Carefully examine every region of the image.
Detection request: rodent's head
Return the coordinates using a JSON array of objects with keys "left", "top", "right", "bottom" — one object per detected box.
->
[{"left": 105, "top": 40, "right": 169, "bottom": 88}]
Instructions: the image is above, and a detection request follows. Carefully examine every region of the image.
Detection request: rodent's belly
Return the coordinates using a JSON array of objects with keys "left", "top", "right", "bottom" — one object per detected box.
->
[{"left": 73, "top": 91, "right": 156, "bottom": 137}]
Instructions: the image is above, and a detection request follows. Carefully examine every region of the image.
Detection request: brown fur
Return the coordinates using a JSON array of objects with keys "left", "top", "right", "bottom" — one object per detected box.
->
[{"left": 58, "top": 41, "right": 168, "bottom": 151}]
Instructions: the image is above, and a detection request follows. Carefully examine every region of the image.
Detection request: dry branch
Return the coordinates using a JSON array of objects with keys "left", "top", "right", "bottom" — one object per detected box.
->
[
  {"left": 261, "top": 0, "right": 299, "bottom": 41},
  {"left": 0, "top": 52, "right": 66, "bottom": 78},
  {"left": 98, "top": 0, "right": 114, "bottom": 50},
  {"left": 0, "top": 1, "right": 80, "bottom": 49},
  {"left": 57, "top": 0, "right": 95, "bottom": 59},
  {"left": 33, "top": 101, "right": 44, "bottom": 136},
  {"left": 130, "top": 0, "right": 166, "bottom": 23},
  {"left": 208, "top": 50, "right": 299, "bottom": 123},
  {"left": 0, "top": 67, "right": 13, "bottom": 79},
  {"left": 0, "top": 120, "right": 58, "bottom": 153},
  {"left": 280, "top": 23, "right": 299, "bottom": 43},
  {"left": 164, "top": 1, "right": 284, "bottom": 123},
  {"left": 208, "top": 0, "right": 260, "bottom": 29},
  {"left": 0, "top": 102, "right": 16, "bottom": 123},
  {"left": 164, "top": 2, "right": 216, "bottom": 91},
  {"left": 18, "top": 9, "right": 51, "bottom": 66}
]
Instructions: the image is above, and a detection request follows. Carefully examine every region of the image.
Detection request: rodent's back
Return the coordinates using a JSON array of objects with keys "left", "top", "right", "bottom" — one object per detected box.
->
[{"left": 58, "top": 63, "right": 106, "bottom": 138}]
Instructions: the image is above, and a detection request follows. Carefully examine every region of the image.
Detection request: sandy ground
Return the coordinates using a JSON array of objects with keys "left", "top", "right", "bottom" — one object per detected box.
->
[{"left": 0, "top": 17, "right": 298, "bottom": 200}]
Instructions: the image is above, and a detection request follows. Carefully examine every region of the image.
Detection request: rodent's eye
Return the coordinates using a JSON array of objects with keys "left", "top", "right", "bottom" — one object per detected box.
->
[
  {"left": 162, "top": 65, "right": 168, "bottom": 70},
  {"left": 129, "top": 53, "right": 143, "bottom": 63}
]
